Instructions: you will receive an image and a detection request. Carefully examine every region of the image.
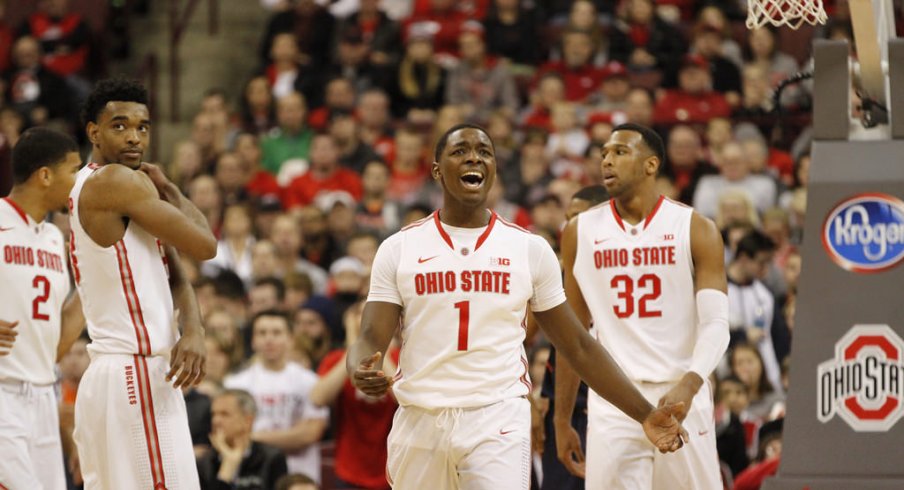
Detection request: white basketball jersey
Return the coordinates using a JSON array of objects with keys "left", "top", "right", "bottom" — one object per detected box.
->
[
  {"left": 0, "top": 198, "right": 70, "bottom": 384},
  {"left": 68, "top": 164, "right": 177, "bottom": 357},
  {"left": 368, "top": 211, "right": 566, "bottom": 409},
  {"left": 573, "top": 197, "right": 697, "bottom": 383}
]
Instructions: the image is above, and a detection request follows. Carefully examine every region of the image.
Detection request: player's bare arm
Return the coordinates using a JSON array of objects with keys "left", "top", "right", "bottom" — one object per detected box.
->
[
  {"left": 56, "top": 291, "right": 85, "bottom": 361},
  {"left": 657, "top": 212, "right": 730, "bottom": 420},
  {"left": 0, "top": 319, "right": 19, "bottom": 355},
  {"left": 252, "top": 417, "right": 328, "bottom": 452},
  {"left": 164, "top": 245, "right": 206, "bottom": 388},
  {"left": 79, "top": 163, "right": 216, "bottom": 261},
  {"left": 346, "top": 301, "right": 400, "bottom": 397},
  {"left": 553, "top": 216, "right": 593, "bottom": 475}
]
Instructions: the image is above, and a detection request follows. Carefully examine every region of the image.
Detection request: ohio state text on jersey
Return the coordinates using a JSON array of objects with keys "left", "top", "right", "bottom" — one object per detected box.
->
[
  {"left": 573, "top": 197, "right": 697, "bottom": 383},
  {"left": 368, "top": 211, "right": 566, "bottom": 409}
]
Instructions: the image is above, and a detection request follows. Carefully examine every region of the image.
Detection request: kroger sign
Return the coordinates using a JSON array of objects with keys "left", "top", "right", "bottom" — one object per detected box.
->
[{"left": 822, "top": 193, "right": 904, "bottom": 273}]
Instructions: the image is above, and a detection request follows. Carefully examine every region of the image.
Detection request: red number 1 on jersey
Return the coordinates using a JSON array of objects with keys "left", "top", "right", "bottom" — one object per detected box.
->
[
  {"left": 454, "top": 301, "right": 470, "bottom": 351},
  {"left": 610, "top": 274, "right": 662, "bottom": 318},
  {"left": 32, "top": 275, "right": 51, "bottom": 321}
]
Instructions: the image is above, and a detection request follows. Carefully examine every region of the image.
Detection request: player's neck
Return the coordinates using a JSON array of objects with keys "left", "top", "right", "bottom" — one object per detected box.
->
[
  {"left": 613, "top": 188, "right": 661, "bottom": 226},
  {"left": 439, "top": 206, "right": 489, "bottom": 228},
  {"left": 5, "top": 187, "right": 50, "bottom": 223}
]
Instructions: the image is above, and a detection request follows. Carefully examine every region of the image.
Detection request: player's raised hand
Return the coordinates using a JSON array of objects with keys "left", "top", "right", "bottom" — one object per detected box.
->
[
  {"left": 351, "top": 351, "right": 393, "bottom": 397},
  {"left": 555, "top": 420, "right": 586, "bottom": 477},
  {"left": 0, "top": 319, "right": 19, "bottom": 355},
  {"left": 642, "top": 402, "right": 688, "bottom": 453},
  {"left": 167, "top": 328, "right": 206, "bottom": 389}
]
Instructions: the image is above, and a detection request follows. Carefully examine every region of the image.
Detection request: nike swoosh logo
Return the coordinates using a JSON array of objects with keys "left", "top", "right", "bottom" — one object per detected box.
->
[
  {"left": 500, "top": 429, "right": 516, "bottom": 435},
  {"left": 0, "top": 227, "right": 12, "bottom": 232},
  {"left": 594, "top": 238, "right": 611, "bottom": 245},
  {"left": 418, "top": 255, "right": 439, "bottom": 264},
  {"left": 698, "top": 430, "right": 709, "bottom": 436}
]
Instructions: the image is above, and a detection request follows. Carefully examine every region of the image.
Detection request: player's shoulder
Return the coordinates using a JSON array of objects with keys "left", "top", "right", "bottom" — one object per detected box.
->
[
  {"left": 495, "top": 214, "right": 532, "bottom": 236},
  {"left": 84, "top": 163, "right": 151, "bottom": 193}
]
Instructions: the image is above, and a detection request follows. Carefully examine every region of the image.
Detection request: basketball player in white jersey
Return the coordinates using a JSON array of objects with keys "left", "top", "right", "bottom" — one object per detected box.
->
[
  {"left": 69, "top": 78, "right": 217, "bottom": 489},
  {"left": 555, "top": 123, "right": 730, "bottom": 489},
  {"left": 0, "top": 128, "right": 86, "bottom": 490},
  {"left": 347, "top": 124, "right": 688, "bottom": 490}
]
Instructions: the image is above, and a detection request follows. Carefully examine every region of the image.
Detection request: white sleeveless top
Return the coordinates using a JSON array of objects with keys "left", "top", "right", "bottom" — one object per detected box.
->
[
  {"left": 68, "top": 164, "right": 177, "bottom": 357},
  {"left": 367, "top": 210, "right": 566, "bottom": 409},
  {"left": 0, "top": 198, "right": 70, "bottom": 384},
  {"left": 573, "top": 197, "right": 697, "bottom": 383}
]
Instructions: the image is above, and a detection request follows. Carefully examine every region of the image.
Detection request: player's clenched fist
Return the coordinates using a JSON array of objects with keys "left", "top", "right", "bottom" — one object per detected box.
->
[
  {"left": 351, "top": 351, "right": 394, "bottom": 397},
  {"left": 642, "top": 402, "right": 689, "bottom": 454},
  {"left": 0, "top": 319, "right": 19, "bottom": 355}
]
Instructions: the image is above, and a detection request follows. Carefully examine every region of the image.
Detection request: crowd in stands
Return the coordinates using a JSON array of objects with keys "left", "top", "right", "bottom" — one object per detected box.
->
[{"left": 0, "top": 0, "right": 889, "bottom": 489}]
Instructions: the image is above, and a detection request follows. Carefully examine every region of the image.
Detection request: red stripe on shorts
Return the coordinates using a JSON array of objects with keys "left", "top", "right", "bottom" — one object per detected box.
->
[
  {"left": 116, "top": 241, "right": 151, "bottom": 355},
  {"left": 134, "top": 355, "right": 167, "bottom": 489}
]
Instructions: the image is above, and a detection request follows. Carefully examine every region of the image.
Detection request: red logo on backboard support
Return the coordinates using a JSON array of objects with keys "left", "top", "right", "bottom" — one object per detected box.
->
[{"left": 817, "top": 324, "right": 904, "bottom": 432}]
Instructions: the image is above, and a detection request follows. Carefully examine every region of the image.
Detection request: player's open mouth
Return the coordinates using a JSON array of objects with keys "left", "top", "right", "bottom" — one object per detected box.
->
[{"left": 460, "top": 171, "right": 485, "bottom": 190}]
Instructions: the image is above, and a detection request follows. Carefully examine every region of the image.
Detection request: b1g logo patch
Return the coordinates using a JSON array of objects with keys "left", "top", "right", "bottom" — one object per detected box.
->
[
  {"left": 822, "top": 193, "right": 904, "bottom": 273},
  {"left": 817, "top": 325, "right": 904, "bottom": 432}
]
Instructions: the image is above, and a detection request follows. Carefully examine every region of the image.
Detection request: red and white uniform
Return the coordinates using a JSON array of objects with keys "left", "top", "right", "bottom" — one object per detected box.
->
[
  {"left": 572, "top": 197, "right": 721, "bottom": 490},
  {"left": 68, "top": 164, "right": 200, "bottom": 490},
  {"left": 0, "top": 197, "right": 69, "bottom": 490},
  {"left": 368, "top": 210, "right": 565, "bottom": 489}
]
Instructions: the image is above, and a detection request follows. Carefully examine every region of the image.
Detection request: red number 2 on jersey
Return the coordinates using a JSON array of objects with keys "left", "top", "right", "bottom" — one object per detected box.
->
[
  {"left": 32, "top": 275, "right": 51, "bottom": 321},
  {"left": 610, "top": 274, "right": 662, "bottom": 318},
  {"left": 454, "top": 301, "right": 470, "bottom": 351}
]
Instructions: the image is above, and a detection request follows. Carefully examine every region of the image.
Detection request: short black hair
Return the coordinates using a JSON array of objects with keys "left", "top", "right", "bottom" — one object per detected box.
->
[
  {"left": 611, "top": 123, "right": 666, "bottom": 166},
  {"left": 250, "top": 309, "right": 291, "bottom": 333},
  {"left": 212, "top": 270, "right": 247, "bottom": 300},
  {"left": 735, "top": 229, "right": 776, "bottom": 260},
  {"left": 253, "top": 276, "right": 286, "bottom": 302},
  {"left": 81, "top": 78, "right": 149, "bottom": 126},
  {"left": 11, "top": 127, "right": 79, "bottom": 184},
  {"left": 434, "top": 123, "right": 492, "bottom": 162},
  {"left": 572, "top": 185, "right": 609, "bottom": 206}
]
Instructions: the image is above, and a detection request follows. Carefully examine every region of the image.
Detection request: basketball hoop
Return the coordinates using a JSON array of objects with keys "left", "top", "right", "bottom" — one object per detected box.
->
[{"left": 746, "top": 0, "right": 828, "bottom": 30}]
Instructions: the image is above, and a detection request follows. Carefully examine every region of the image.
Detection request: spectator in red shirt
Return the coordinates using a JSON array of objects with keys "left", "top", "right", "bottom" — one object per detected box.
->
[
  {"left": 403, "top": 0, "right": 471, "bottom": 57},
  {"left": 310, "top": 301, "right": 398, "bottom": 490},
  {"left": 533, "top": 28, "right": 606, "bottom": 103},
  {"left": 520, "top": 72, "right": 565, "bottom": 131},
  {"left": 283, "top": 133, "right": 363, "bottom": 209},
  {"left": 356, "top": 160, "right": 402, "bottom": 238},
  {"left": 386, "top": 126, "right": 433, "bottom": 207},
  {"left": 653, "top": 54, "right": 731, "bottom": 126},
  {"left": 307, "top": 77, "right": 357, "bottom": 131},
  {"left": 18, "top": 0, "right": 93, "bottom": 98},
  {"left": 357, "top": 88, "right": 394, "bottom": 158},
  {"left": 234, "top": 132, "right": 281, "bottom": 201},
  {"left": 608, "top": 0, "right": 687, "bottom": 87}
]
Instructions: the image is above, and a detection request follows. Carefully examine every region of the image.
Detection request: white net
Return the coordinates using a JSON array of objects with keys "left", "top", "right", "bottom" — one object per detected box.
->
[{"left": 746, "top": 0, "right": 828, "bottom": 30}]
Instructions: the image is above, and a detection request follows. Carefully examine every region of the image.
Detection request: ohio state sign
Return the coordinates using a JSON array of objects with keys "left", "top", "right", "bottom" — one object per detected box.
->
[{"left": 817, "top": 325, "right": 904, "bottom": 432}]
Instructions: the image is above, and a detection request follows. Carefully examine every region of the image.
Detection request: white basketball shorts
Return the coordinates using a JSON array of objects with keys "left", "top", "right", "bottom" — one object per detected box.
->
[
  {"left": 584, "top": 379, "right": 722, "bottom": 490},
  {"left": 74, "top": 353, "right": 200, "bottom": 490},
  {"left": 386, "top": 396, "right": 531, "bottom": 490},
  {"left": 0, "top": 380, "right": 65, "bottom": 490}
]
